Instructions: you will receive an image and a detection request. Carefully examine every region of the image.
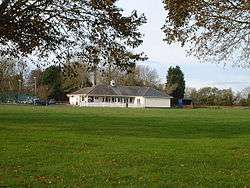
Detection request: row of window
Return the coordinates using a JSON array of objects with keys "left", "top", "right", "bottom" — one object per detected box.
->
[{"left": 83, "top": 96, "right": 141, "bottom": 104}]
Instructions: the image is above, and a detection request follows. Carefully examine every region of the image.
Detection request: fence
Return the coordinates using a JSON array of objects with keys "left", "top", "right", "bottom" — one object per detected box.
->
[{"left": 0, "top": 92, "right": 35, "bottom": 104}]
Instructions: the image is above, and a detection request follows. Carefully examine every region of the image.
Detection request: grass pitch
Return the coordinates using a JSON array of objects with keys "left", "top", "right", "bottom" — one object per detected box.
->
[{"left": 0, "top": 105, "right": 250, "bottom": 187}]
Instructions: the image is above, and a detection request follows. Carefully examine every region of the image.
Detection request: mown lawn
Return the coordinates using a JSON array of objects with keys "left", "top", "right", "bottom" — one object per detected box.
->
[{"left": 0, "top": 105, "right": 250, "bottom": 187}]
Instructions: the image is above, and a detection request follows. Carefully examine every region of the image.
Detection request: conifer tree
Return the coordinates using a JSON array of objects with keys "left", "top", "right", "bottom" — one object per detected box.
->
[{"left": 165, "top": 66, "right": 185, "bottom": 104}]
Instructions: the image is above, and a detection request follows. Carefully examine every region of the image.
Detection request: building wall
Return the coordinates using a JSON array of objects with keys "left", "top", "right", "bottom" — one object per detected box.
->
[
  {"left": 134, "top": 97, "right": 145, "bottom": 107},
  {"left": 69, "top": 95, "right": 81, "bottom": 106},
  {"left": 68, "top": 95, "right": 171, "bottom": 108},
  {"left": 144, "top": 98, "right": 171, "bottom": 108}
]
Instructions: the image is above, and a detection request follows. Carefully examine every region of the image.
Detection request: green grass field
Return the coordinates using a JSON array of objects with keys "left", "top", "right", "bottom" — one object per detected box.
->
[{"left": 0, "top": 105, "right": 250, "bottom": 187}]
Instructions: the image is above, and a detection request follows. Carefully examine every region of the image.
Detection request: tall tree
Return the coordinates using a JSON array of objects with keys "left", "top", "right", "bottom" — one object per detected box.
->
[
  {"left": 0, "top": 57, "right": 27, "bottom": 92},
  {"left": 42, "top": 65, "right": 64, "bottom": 101},
  {"left": 240, "top": 87, "right": 250, "bottom": 99},
  {"left": 162, "top": 0, "right": 250, "bottom": 66},
  {"left": 27, "top": 68, "right": 44, "bottom": 94},
  {"left": 27, "top": 69, "right": 43, "bottom": 87},
  {"left": 81, "top": 10, "right": 147, "bottom": 78},
  {"left": 190, "top": 87, "right": 234, "bottom": 106},
  {"left": 136, "top": 65, "right": 160, "bottom": 87},
  {"left": 0, "top": 0, "right": 146, "bottom": 69},
  {"left": 62, "top": 61, "right": 92, "bottom": 93},
  {"left": 99, "top": 65, "right": 160, "bottom": 88},
  {"left": 165, "top": 66, "right": 185, "bottom": 104}
]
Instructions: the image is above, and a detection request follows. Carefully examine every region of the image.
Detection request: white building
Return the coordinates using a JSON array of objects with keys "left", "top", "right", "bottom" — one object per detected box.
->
[{"left": 67, "top": 81, "right": 172, "bottom": 108}]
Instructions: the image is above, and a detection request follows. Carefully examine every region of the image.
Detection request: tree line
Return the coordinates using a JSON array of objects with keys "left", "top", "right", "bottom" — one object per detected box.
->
[
  {"left": 185, "top": 87, "right": 250, "bottom": 107},
  {"left": 0, "top": 0, "right": 249, "bottom": 104},
  {"left": 164, "top": 66, "right": 250, "bottom": 107},
  {"left": 1, "top": 58, "right": 249, "bottom": 106},
  {"left": 0, "top": 57, "right": 161, "bottom": 101}
]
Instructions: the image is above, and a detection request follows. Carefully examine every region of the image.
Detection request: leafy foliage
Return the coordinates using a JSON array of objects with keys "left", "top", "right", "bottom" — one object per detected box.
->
[
  {"left": 165, "top": 66, "right": 185, "bottom": 103},
  {"left": 0, "top": 0, "right": 147, "bottom": 68},
  {"left": 62, "top": 62, "right": 92, "bottom": 93},
  {"left": 99, "top": 65, "right": 160, "bottom": 88},
  {"left": 162, "top": 0, "right": 250, "bottom": 66},
  {"left": 186, "top": 87, "right": 234, "bottom": 106},
  {"left": 42, "top": 65, "right": 65, "bottom": 100},
  {"left": 27, "top": 69, "right": 44, "bottom": 90},
  {"left": 0, "top": 57, "right": 27, "bottom": 92}
]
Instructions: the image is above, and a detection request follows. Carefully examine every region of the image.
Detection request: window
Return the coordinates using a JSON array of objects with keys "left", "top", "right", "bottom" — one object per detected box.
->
[
  {"left": 88, "top": 97, "right": 94, "bottom": 103},
  {"left": 137, "top": 99, "right": 141, "bottom": 104},
  {"left": 124, "top": 98, "right": 128, "bottom": 103},
  {"left": 129, "top": 98, "right": 133, "bottom": 103}
]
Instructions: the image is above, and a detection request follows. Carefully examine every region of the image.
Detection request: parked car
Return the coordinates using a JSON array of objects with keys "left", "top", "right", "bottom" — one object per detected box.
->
[
  {"left": 33, "top": 99, "right": 47, "bottom": 106},
  {"left": 48, "top": 99, "right": 56, "bottom": 105},
  {"left": 33, "top": 99, "right": 40, "bottom": 105},
  {"left": 33, "top": 99, "right": 56, "bottom": 106}
]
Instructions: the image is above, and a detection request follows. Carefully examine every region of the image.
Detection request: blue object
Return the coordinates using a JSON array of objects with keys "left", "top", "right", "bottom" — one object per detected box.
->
[{"left": 178, "top": 99, "right": 183, "bottom": 108}]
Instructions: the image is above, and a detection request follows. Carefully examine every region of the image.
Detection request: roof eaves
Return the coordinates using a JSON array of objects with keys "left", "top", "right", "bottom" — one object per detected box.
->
[{"left": 144, "top": 95, "right": 173, "bottom": 99}]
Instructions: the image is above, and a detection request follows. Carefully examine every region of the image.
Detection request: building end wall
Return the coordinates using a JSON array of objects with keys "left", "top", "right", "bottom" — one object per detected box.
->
[{"left": 145, "top": 98, "right": 171, "bottom": 108}]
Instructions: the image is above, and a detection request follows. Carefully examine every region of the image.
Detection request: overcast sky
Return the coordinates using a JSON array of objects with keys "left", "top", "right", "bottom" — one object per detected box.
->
[{"left": 118, "top": 0, "right": 250, "bottom": 91}]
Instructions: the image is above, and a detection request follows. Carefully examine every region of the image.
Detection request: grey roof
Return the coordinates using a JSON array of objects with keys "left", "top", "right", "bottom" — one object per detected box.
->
[
  {"left": 71, "top": 87, "right": 93, "bottom": 95},
  {"left": 70, "top": 85, "right": 172, "bottom": 98}
]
